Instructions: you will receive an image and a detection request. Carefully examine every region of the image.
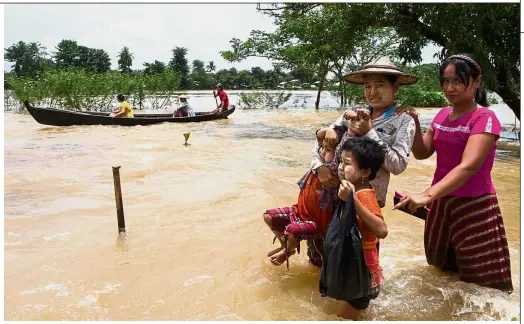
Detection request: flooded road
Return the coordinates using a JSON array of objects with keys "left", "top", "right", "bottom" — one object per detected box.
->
[{"left": 4, "top": 107, "right": 520, "bottom": 320}]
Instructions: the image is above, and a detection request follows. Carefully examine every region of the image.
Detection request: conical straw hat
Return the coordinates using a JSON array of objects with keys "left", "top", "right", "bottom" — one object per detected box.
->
[{"left": 344, "top": 56, "right": 419, "bottom": 85}]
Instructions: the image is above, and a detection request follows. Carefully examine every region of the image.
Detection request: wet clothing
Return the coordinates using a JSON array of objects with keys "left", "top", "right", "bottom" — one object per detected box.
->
[
  {"left": 265, "top": 172, "right": 334, "bottom": 245},
  {"left": 426, "top": 107, "right": 512, "bottom": 292},
  {"left": 328, "top": 188, "right": 384, "bottom": 311},
  {"left": 265, "top": 206, "right": 318, "bottom": 241},
  {"left": 425, "top": 194, "right": 512, "bottom": 292},
  {"left": 308, "top": 104, "right": 414, "bottom": 269},
  {"left": 348, "top": 286, "right": 380, "bottom": 310},
  {"left": 306, "top": 237, "right": 324, "bottom": 267},
  {"left": 355, "top": 189, "right": 384, "bottom": 289}
]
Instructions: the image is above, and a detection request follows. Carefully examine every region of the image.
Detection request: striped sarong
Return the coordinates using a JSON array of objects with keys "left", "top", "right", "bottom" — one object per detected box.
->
[{"left": 424, "top": 194, "right": 513, "bottom": 292}]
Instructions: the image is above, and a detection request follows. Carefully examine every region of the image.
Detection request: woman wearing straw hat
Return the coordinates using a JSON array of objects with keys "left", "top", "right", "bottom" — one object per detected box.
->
[
  {"left": 173, "top": 95, "right": 195, "bottom": 117},
  {"left": 306, "top": 57, "right": 419, "bottom": 319},
  {"left": 311, "top": 56, "right": 419, "bottom": 207}
]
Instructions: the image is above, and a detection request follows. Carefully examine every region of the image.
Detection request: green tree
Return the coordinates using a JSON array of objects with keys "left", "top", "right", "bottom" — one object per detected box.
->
[
  {"left": 53, "top": 39, "right": 80, "bottom": 69},
  {"left": 263, "top": 68, "right": 287, "bottom": 89},
  {"left": 221, "top": 4, "right": 372, "bottom": 109},
  {"left": 117, "top": 46, "right": 134, "bottom": 73},
  {"left": 206, "top": 61, "right": 216, "bottom": 73},
  {"left": 236, "top": 70, "right": 254, "bottom": 89},
  {"left": 53, "top": 40, "right": 111, "bottom": 73},
  {"left": 215, "top": 69, "right": 230, "bottom": 88},
  {"left": 143, "top": 60, "right": 166, "bottom": 75},
  {"left": 190, "top": 59, "right": 208, "bottom": 89},
  {"left": 4, "top": 41, "right": 49, "bottom": 77},
  {"left": 289, "top": 66, "right": 316, "bottom": 86},
  {"left": 329, "top": 27, "right": 400, "bottom": 106},
  {"left": 227, "top": 67, "right": 239, "bottom": 89},
  {"left": 80, "top": 47, "right": 111, "bottom": 74},
  {"left": 250, "top": 67, "right": 265, "bottom": 88},
  {"left": 380, "top": 3, "right": 521, "bottom": 118},
  {"left": 169, "top": 47, "right": 190, "bottom": 89},
  {"left": 276, "top": 3, "right": 520, "bottom": 118}
]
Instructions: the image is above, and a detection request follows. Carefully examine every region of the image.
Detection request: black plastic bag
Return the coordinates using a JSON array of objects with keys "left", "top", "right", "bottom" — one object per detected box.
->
[{"left": 319, "top": 192, "right": 370, "bottom": 302}]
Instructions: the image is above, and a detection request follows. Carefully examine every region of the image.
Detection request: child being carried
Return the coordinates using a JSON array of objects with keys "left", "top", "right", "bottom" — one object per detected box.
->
[{"left": 262, "top": 126, "right": 345, "bottom": 268}]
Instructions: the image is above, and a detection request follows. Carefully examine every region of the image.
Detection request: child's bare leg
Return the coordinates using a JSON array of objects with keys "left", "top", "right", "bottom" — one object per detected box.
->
[
  {"left": 263, "top": 213, "right": 286, "bottom": 257},
  {"left": 270, "top": 233, "right": 299, "bottom": 266},
  {"left": 336, "top": 300, "right": 362, "bottom": 320}
]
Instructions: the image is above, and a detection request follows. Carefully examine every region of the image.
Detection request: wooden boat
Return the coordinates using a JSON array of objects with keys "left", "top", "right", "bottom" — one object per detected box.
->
[{"left": 23, "top": 100, "right": 235, "bottom": 126}]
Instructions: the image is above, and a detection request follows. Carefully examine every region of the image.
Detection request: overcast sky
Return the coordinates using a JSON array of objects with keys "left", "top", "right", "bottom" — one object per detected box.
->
[{"left": 4, "top": 3, "right": 441, "bottom": 73}]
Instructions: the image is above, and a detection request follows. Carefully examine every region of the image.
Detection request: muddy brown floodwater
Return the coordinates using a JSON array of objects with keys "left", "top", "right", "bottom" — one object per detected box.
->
[{"left": 4, "top": 108, "right": 520, "bottom": 320}]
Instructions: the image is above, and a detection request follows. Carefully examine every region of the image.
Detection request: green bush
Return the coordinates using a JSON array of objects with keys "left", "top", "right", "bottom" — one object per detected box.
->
[
  {"left": 6, "top": 69, "right": 181, "bottom": 111},
  {"left": 397, "top": 86, "right": 448, "bottom": 107},
  {"left": 238, "top": 91, "right": 292, "bottom": 109}
]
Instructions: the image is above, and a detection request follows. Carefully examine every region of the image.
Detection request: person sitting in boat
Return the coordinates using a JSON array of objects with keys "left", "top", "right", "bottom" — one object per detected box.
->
[
  {"left": 173, "top": 95, "right": 195, "bottom": 117},
  {"left": 110, "top": 94, "right": 134, "bottom": 118},
  {"left": 213, "top": 83, "right": 229, "bottom": 114}
]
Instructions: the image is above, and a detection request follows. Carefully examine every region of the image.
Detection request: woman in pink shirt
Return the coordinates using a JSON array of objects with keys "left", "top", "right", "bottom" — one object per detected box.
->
[{"left": 394, "top": 53, "right": 513, "bottom": 292}]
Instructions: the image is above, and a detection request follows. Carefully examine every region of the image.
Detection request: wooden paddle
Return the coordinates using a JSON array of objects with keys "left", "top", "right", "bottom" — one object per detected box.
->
[{"left": 213, "top": 90, "right": 219, "bottom": 108}]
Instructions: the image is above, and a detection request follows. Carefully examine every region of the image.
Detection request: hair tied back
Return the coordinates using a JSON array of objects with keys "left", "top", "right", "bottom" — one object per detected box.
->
[{"left": 448, "top": 55, "right": 482, "bottom": 76}]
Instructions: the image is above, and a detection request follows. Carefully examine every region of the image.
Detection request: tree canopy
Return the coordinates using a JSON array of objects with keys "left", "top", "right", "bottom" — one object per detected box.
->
[{"left": 227, "top": 3, "right": 520, "bottom": 117}]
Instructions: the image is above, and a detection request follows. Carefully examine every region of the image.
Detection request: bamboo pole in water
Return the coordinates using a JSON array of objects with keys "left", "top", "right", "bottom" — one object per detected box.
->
[{"left": 112, "top": 166, "right": 126, "bottom": 234}]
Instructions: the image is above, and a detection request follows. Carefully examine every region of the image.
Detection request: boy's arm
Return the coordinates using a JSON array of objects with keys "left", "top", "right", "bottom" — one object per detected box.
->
[
  {"left": 353, "top": 194, "right": 388, "bottom": 239},
  {"left": 339, "top": 180, "right": 388, "bottom": 239}
]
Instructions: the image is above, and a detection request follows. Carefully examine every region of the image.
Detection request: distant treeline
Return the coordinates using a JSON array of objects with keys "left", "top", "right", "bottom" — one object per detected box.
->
[{"left": 1, "top": 35, "right": 499, "bottom": 109}]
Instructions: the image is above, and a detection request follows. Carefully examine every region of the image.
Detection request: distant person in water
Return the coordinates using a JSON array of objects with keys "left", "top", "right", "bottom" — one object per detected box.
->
[
  {"left": 109, "top": 94, "right": 134, "bottom": 118},
  {"left": 262, "top": 126, "right": 345, "bottom": 268},
  {"left": 213, "top": 83, "right": 229, "bottom": 113},
  {"left": 173, "top": 95, "right": 195, "bottom": 117}
]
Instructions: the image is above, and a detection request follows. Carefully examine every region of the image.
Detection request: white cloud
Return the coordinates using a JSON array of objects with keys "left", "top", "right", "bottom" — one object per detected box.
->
[{"left": 4, "top": 3, "right": 440, "bottom": 73}]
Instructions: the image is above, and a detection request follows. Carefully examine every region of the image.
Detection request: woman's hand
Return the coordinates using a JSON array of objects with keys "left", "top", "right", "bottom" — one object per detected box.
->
[
  {"left": 394, "top": 106, "right": 420, "bottom": 120},
  {"left": 348, "top": 110, "right": 372, "bottom": 136},
  {"left": 317, "top": 166, "right": 341, "bottom": 189},
  {"left": 348, "top": 119, "right": 373, "bottom": 136},
  {"left": 338, "top": 180, "right": 354, "bottom": 201},
  {"left": 392, "top": 193, "right": 432, "bottom": 212},
  {"left": 344, "top": 110, "right": 358, "bottom": 121},
  {"left": 356, "top": 109, "right": 370, "bottom": 121}
]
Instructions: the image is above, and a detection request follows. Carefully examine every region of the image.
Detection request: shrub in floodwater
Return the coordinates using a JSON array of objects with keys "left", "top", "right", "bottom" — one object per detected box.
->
[
  {"left": 183, "top": 132, "right": 191, "bottom": 146},
  {"left": 238, "top": 91, "right": 292, "bottom": 109},
  {"left": 5, "top": 69, "right": 182, "bottom": 111}
]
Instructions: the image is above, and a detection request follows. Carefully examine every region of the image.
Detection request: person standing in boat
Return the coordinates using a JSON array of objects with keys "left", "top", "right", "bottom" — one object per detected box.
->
[
  {"left": 173, "top": 95, "right": 195, "bottom": 117},
  {"left": 110, "top": 94, "right": 134, "bottom": 118},
  {"left": 393, "top": 53, "right": 513, "bottom": 292},
  {"left": 213, "top": 83, "right": 229, "bottom": 113}
]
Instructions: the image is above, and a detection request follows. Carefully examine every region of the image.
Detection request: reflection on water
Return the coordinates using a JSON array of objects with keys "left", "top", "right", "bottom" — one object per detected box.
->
[{"left": 4, "top": 107, "right": 520, "bottom": 320}]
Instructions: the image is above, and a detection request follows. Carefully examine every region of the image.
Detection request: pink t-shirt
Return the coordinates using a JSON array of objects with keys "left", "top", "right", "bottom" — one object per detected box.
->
[{"left": 430, "top": 106, "right": 501, "bottom": 197}]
